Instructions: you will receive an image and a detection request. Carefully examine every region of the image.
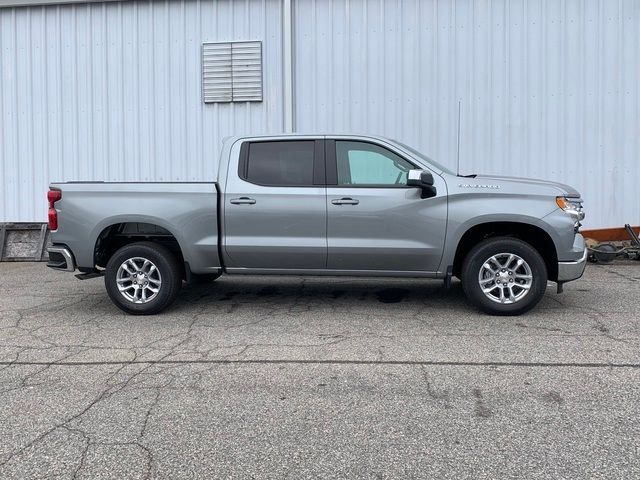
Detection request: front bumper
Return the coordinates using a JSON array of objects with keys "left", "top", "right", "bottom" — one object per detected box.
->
[
  {"left": 47, "top": 245, "right": 76, "bottom": 272},
  {"left": 557, "top": 247, "right": 587, "bottom": 282}
]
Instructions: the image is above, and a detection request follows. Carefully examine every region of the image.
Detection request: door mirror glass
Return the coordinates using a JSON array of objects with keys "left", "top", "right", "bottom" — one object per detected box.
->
[{"left": 407, "top": 169, "right": 437, "bottom": 198}]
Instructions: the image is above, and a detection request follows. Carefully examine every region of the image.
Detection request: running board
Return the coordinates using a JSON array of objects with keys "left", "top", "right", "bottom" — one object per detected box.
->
[{"left": 75, "top": 271, "right": 104, "bottom": 280}]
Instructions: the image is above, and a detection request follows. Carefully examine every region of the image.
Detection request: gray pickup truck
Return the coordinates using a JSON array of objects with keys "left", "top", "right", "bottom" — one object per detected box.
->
[{"left": 47, "top": 134, "right": 586, "bottom": 316}]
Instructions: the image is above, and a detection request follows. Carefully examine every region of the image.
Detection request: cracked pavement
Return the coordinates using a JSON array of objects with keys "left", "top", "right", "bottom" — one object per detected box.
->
[{"left": 1, "top": 262, "right": 639, "bottom": 478}]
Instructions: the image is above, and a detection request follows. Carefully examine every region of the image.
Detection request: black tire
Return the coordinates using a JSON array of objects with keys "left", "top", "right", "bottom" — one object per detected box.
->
[
  {"left": 189, "top": 273, "right": 221, "bottom": 284},
  {"left": 461, "top": 237, "right": 547, "bottom": 316},
  {"left": 593, "top": 243, "right": 617, "bottom": 264},
  {"left": 105, "top": 241, "right": 182, "bottom": 315}
]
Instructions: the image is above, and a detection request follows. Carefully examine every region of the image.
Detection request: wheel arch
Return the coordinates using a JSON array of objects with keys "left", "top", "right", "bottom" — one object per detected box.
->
[
  {"left": 93, "top": 219, "right": 186, "bottom": 276},
  {"left": 451, "top": 221, "right": 558, "bottom": 281}
]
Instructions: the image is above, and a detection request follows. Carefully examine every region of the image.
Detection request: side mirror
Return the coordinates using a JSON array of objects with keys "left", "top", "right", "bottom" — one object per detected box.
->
[{"left": 407, "top": 169, "right": 437, "bottom": 199}]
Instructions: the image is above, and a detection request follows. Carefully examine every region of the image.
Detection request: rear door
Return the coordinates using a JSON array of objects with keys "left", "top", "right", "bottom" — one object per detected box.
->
[
  {"left": 325, "top": 139, "right": 447, "bottom": 272},
  {"left": 223, "top": 139, "right": 327, "bottom": 270}
]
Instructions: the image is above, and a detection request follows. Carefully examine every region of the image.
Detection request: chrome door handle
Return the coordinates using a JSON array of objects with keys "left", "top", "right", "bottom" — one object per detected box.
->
[
  {"left": 230, "top": 197, "right": 256, "bottom": 205},
  {"left": 331, "top": 197, "right": 359, "bottom": 205}
]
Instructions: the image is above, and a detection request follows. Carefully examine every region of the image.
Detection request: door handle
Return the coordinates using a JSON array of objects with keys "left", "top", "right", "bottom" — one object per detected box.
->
[
  {"left": 331, "top": 197, "right": 359, "bottom": 205},
  {"left": 230, "top": 197, "right": 256, "bottom": 205}
]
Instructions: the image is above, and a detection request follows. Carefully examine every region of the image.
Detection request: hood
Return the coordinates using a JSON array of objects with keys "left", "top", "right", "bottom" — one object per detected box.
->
[{"left": 467, "top": 174, "right": 581, "bottom": 197}]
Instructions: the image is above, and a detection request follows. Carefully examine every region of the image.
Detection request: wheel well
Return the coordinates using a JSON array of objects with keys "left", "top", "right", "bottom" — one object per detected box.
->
[
  {"left": 452, "top": 222, "right": 558, "bottom": 281},
  {"left": 94, "top": 223, "right": 185, "bottom": 275}
]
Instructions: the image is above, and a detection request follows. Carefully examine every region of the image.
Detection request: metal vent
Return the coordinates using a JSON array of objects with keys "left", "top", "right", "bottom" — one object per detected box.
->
[
  {"left": 202, "top": 41, "right": 262, "bottom": 103},
  {"left": 202, "top": 42, "right": 232, "bottom": 102},
  {"left": 231, "top": 42, "right": 263, "bottom": 102}
]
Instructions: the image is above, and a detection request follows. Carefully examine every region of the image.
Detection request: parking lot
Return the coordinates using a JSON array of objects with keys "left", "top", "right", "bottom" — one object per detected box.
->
[{"left": 1, "top": 262, "right": 639, "bottom": 479}]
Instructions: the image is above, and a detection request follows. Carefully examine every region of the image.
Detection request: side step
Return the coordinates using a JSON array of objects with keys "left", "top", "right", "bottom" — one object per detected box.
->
[{"left": 75, "top": 271, "right": 104, "bottom": 280}]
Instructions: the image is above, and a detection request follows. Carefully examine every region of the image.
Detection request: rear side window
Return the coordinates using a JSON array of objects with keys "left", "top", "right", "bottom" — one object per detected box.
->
[{"left": 242, "top": 141, "right": 315, "bottom": 186}]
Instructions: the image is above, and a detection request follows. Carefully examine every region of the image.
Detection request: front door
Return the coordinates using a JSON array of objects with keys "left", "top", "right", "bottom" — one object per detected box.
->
[
  {"left": 224, "top": 139, "right": 327, "bottom": 270},
  {"left": 325, "top": 139, "right": 447, "bottom": 272}
]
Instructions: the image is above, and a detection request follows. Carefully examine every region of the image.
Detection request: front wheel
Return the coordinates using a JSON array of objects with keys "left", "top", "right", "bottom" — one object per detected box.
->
[
  {"left": 105, "top": 241, "right": 183, "bottom": 315},
  {"left": 461, "top": 237, "right": 547, "bottom": 316}
]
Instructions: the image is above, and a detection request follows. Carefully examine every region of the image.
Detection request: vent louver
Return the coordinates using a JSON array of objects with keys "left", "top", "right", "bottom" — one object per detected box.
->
[{"left": 202, "top": 41, "right": 262, "bottom": 103}]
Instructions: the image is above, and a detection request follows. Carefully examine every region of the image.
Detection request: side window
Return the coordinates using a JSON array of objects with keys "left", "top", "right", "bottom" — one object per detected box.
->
[
  {"left": 335, "top": 141, "right": 414, "bottom": 186},
  {"left": 243, "top": 141, "right": 315, "bottom": 186}
]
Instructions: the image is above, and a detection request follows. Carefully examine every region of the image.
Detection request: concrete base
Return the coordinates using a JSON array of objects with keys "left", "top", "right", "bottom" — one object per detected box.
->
[{"left": 0, "top": 223, "right": 51, "bottom": 261}]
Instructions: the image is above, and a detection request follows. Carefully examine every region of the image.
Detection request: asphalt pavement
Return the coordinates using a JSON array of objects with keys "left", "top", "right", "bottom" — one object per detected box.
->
[{"left": 1, "top": 262, "right": 639, "bottom": 479}]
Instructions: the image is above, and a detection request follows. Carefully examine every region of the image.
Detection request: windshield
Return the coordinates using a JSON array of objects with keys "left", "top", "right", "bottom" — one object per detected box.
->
[{"left": 392, "top": 140, "right": 456, "bottom": 176}]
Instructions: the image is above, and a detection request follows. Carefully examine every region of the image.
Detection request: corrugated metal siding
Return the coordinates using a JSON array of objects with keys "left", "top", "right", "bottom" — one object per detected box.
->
[
  {"left": 294, "top": 0, "right": 640, "bottom": 228},
  {"left": 2, "top": 0, "right": 639, "bottom": 228},
  {"left": 0, "top": 0, "right": 283, "bottom": 222}
]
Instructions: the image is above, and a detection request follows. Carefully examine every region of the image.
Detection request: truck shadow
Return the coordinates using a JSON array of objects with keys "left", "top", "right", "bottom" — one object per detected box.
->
[{"left": 177, "top": 277, "right": 467, "bottom": 308}]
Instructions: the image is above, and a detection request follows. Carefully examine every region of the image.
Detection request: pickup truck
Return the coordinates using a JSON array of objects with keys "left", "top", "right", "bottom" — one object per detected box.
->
[{"left": 47, "top": 134, "right": 587, "bottom": 316}]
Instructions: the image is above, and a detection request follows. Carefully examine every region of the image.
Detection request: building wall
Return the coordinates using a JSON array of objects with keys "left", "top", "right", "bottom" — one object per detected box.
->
[
  {"left": 1, "top": 0, "right": 639, "bottom": 227},
  {"left": 294, "top": 0, "right": 640, "bottom": 228},
  {"left": 0, "top": 0, "right": 284, "bottom": 221}
]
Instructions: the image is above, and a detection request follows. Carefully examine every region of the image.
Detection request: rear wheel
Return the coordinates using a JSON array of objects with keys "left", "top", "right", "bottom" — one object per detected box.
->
[
  {"left": 105, "top": 241, "right": 182, "bottom": 315},
  {"left": 461, "top": 237, "right": 547, "bottom": 316}
]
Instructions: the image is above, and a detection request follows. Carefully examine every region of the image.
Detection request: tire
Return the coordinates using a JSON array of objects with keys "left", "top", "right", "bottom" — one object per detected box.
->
[
  {"left": 461, "top": 237, "right": 547, "bottom": 316},
  {"left": 593, "top": 243, "right": 617, "bottom": 264},
  {"left": 105, "top": 241, "right": 183, "bottom": 315}
]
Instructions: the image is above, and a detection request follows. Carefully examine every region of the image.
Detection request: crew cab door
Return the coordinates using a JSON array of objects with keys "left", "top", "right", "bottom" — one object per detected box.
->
[
  {"left": 325, "top": 139, "right": 447, "bottom": 272},
  {"left": 223, "top": 139, "right": 327, "bottom": 270}
]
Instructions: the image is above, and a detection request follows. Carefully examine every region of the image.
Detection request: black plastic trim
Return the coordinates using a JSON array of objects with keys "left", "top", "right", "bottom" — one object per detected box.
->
[
  {"left": 325, "top": 139, "right": 337, "bottom": 185},
  {"left": 312, "top": 139, "right": 325, "bottom": 185},
  {"left": 215, "top": 183, "right": 226, "bottom": 273},
  {"left": 184, "top": 261, "right": 222, "bottom": 283}
]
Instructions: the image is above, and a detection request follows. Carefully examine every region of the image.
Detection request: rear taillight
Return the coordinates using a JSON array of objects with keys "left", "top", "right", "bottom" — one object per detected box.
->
[{"left": 47, "top": 189, "right": 62, "bottom": 230}]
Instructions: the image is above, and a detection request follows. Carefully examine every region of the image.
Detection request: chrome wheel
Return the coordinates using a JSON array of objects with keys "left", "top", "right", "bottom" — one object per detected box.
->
[
  {"left": 478, "top": 253, "right": 533, "bottom": 304},
  {"left": 116, "top": 257, "right": 162, "bottom": 304}
]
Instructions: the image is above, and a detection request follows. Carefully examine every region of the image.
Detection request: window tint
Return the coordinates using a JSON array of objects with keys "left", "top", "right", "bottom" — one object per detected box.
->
[
  {"left": 245, "top": 141, "right": 315, "bottom": 186},
  {"left": 335, "top": 141, "right": 415, "bottom": 186}
]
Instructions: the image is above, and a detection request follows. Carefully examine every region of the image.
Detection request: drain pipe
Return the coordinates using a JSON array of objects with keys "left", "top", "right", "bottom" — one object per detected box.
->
[{"left": 282, "top": 0, "right": 295, "bottom": 132}]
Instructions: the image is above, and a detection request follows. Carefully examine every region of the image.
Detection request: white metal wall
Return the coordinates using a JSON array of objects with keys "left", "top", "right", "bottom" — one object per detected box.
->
[
  {"left": 0, "top": 0, "right": 283, "bottom": 222},
  {"left": 1, "top": 0, "right": 639, "bottom": 227},
  {"left": 294, "top": 0, "right": 640, "bottom": 228}
]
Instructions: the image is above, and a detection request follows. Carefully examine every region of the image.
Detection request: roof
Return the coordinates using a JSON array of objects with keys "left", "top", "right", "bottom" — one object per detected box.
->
[{"left": 0, "top": 0, "right": 123, "bottom": 7}]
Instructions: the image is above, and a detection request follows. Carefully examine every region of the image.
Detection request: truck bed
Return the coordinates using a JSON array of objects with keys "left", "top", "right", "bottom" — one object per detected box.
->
[{"left": 49, "top": 182, "right": 221, "bottom": 274}]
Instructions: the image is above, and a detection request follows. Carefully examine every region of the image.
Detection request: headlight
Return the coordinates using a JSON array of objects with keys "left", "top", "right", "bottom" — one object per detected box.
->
[{"left": 556, "top": 196, "right": 585, "bottom": 222}]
